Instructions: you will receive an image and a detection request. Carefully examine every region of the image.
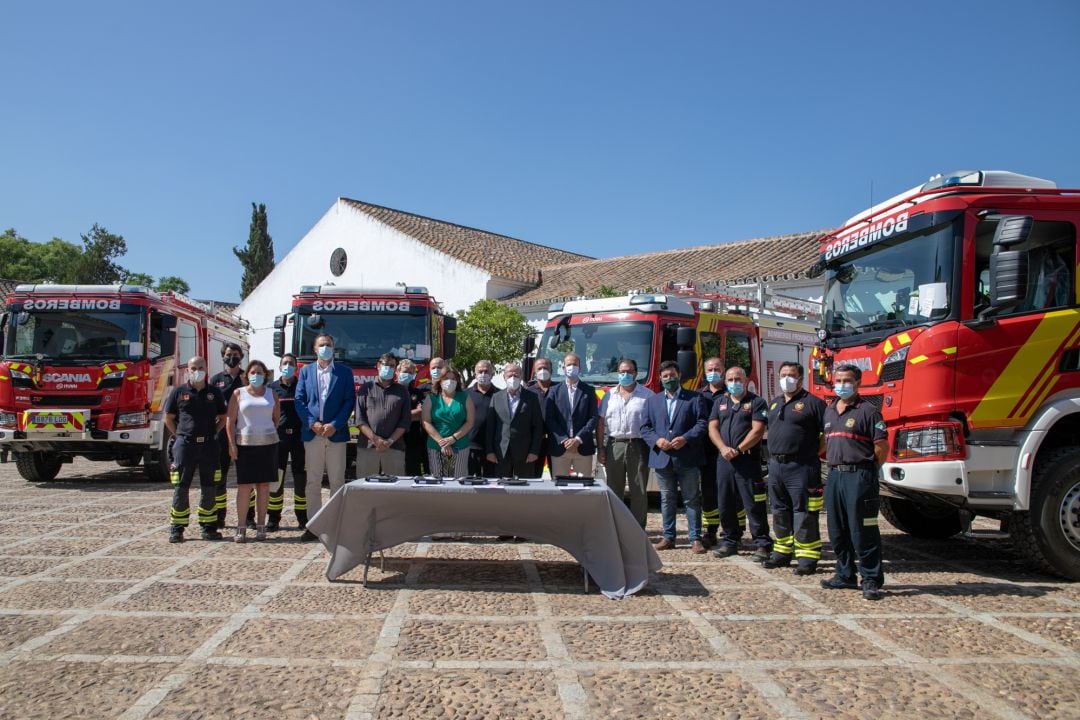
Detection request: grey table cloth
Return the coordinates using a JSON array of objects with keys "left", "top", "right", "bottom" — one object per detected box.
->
[{"left": 306, "top": 478, "right": 663, "bottom": 599}]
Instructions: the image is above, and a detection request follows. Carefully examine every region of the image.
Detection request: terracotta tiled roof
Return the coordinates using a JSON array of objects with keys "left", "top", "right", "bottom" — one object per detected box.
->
[
  {"left": 503, "top": 230, "right": 830, "bottom": 308},
  {"left": 342, "top": 199, "right": 591, "bottom": 285},
  {"left": 0, "top": 278, "right": 21, "bottom": 300}
]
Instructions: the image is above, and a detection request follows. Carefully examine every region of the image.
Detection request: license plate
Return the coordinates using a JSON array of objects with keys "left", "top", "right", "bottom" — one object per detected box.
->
[{"left": 23, "top": 410, "right": 87, "bottom": 432}]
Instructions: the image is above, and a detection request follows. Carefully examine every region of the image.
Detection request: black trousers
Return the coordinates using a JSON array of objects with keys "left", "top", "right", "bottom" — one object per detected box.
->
[
  {"left": 468, "top": 447, "right": 498, "bottom": 478},
  {"left": 825, "top": 466, "right": 883, "bottom": 583},
  {"left": 214, "top": 429, "right": 231, "bottom": 526},
  {"left": 170, "top": 436, "right": 219, "bottom": 528},
  {"left": 717, "top": 454, "right": 771, "bottom": 549},
  {"left": 768, "top": 458, "right": 823, "bottom": 566},
  {"left": 252, "top": 430, "right": 308, "bottom": 525},
  {"left": 701, "top": 448, "right": 719, "bottom": 533}
]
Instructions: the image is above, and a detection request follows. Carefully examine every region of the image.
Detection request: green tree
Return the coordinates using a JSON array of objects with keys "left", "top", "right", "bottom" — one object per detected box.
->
[
  {"left": 156, "top": 276, "right": 190, "bottom": 294},
  {"left": 74, "top": 224, "right": 128, "bottom": 284},
  {"left": 125, "top": 272, "right": 155, "bottom": 287},
  {"left": 595, "top": 284, "right": 621, "bottom": 297},
  {"left": 234, "top": 202, "right": 275, "bottom": 299},
  {"left": 0, "top": 229, "right": 39, "bottom": 280},
  {"left": 34, "top": 238, "right": 82, "bottom": 283},
  {"left": 0, "top": 229, "right": 81, "bottom": 282},
  {"left": 453, "top": 299, "right": 533, "bottom": 382}
]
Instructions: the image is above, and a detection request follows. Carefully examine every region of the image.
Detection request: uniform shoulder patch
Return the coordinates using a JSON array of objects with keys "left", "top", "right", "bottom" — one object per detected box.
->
[
  {"left": 875, "top": 420, "right": 887, "bottom": 431},
  {"left": 741, "top": 402, "right": 751, "bottom": 411},
  {"left": 845, "top": 417, "right": 856, "bottom": 428},
  {"left": 770, "top": 402, "right": 778, "bottom": 410},
  {"left": 207, "top": 393, "right": 215, "bottom": 400},
  {"left": 794, "top": 401, "right": 805, "bottom": 411}
]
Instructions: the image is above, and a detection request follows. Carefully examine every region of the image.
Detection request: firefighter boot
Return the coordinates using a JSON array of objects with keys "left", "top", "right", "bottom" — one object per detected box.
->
[{"left": 169, "top": 526, "right": 184, "bottom": 544}]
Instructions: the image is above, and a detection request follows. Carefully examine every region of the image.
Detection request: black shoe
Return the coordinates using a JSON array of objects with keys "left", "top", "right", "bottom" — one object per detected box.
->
[
  {"left": 793, "top": 563, "right": 817, "bottom": 576},
  {"left": 266, "top": 519, "right": 280, "bottom": 532},
  {"left": 168, "top": 527, "right": 184, "bottom": 543},
  {"left": 751, "top": 547, "right": 770, "bottom": 563},
  {"left": 762, "top": 554, "right": 791, "bottom": 569},
  {"left": 701, "top": 532, "right": 717, "bottom": 549},
  {"left": 246, "top": 520, "right": 258, "bottom": 531},
  {"left": 216, "top": 517, "right": 226, "bottom": 530},
  {"left": 862, "top": 578, "right": 883, "bottom": 601},
  {"left": 300, "top": 530, "right": 319, "bottom": 542},
  {"left": 712, "top": 544, "right": 738, "bottom": 558},
  {"left": 296, "top": 514, "right": 308, "bottom": 529},
  {"left": 201, "top": 527, "right": 222, "bottom": 541},
  {"left": 820, "top": 575, "right": 858, "bottom": 590}
]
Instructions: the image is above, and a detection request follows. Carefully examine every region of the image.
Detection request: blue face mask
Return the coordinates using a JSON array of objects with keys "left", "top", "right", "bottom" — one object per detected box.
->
[
  {"left": 726, "top": 382, "right": 744, "bottom": 396},
  {"left": 834, "top": 382, "right": 856, "bottom": 399},
  {"left": 316, "top": 345, "right": 334, "bottom": 361},
  {"left": 248, "top": 374, "right": 265, "bottom": 388},
  {"left": 705, "top": 371, "right": 722, "bottom": 384},
  {"left": 280, "top": 365, "right": 296, "bottom": 379},
  {"left": 617, "top": 372, "right": 635, "bottom": 387},
  {"left": 398, "top": 372, "right": 415, "bottom": 385},
  {"left": 378, "top": 364, "right": 395, "bottom": 381}
]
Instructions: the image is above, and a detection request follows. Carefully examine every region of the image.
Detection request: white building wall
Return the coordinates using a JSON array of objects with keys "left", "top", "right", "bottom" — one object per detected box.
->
[{"left": 236, "top": 199, "right": 498, "bottom": 365}]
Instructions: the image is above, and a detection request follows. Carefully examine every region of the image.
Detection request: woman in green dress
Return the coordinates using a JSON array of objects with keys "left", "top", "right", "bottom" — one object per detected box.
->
[{"left": 422, "top": 367, "right": 475, "bottom": 477}]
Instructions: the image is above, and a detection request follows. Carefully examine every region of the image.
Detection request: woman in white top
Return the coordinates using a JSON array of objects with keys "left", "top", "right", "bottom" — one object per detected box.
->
[{"left": 227, "top": 360, "right": 280, "bottom": 542}]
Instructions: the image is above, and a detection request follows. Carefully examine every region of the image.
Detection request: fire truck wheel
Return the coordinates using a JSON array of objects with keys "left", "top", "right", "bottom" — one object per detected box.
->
[
  {"left": 879, "top": 496, "right": 963, "bottom": 539},
  {"left": 1011, "top": 446, "right": 1080, "bottom": 581},
  {"left": 14, "top": 452, "right": 62, "bottom": 483},
  {"left": 116, "top": 455, "right": 142, "bottom": 468},
  {"left": 143, "top": 428, "right": 172, "bottom": 483}
]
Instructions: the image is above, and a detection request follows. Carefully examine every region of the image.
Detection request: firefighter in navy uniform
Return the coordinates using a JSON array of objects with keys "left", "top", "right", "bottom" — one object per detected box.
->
[
  {"left": 164, "top": 356, "right": 227, "bottom": 542},
  {"left": 210, "top": 343, "right": 246, "bottom": 528},
  {"left": 708, "top": 365, "right": 773, "bottom": 561},
  {"left": 762, "top": 361, "right": 827, "bottom": 574},
  {"left": 820, "top": 363, "right": 888, "bottom": 601},
  {"left": 265, "top": 354, "right": 307, "bottom": 531},
  {"left": 696, "top": 356, "right": 726, "bottom": 547}
]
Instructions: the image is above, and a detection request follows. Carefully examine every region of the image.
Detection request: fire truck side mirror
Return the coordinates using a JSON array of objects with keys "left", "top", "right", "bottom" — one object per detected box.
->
[
  {"left": 272, "top": 330, "right": 285, "bottom": 358},
  {"left": 988, "top": 251, "right": 1029, "bottom": 310},
  {"left": 273, "top": 314, "right": 286, "bottom": 330},
  {"left": 677, "top": 350, "right": 696, "bottom": 380},
  {"left": 676, "top": 326, "right": 696, "bottom": 348},
  {"left": 443, "top": 316, "right": 458, "bottom": 360}
]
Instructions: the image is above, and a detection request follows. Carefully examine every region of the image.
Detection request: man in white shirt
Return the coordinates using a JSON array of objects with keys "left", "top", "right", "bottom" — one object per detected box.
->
[{"left": 596, "top": 358, "right": 653, "bottom": 527}]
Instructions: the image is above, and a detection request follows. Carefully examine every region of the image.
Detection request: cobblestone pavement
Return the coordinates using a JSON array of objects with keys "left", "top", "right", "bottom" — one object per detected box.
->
[{"left": 0, "top": 459, "right": 1078, "bottom": 719}]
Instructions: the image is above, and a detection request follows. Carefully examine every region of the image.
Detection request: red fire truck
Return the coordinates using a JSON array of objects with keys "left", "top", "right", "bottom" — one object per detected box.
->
[
  {"left": 528, "top": 283, "right": 819, "bottom": 396},
  {"left": 0, "top": 284, "right": 249, "bottom": 482},
  {"left": 808, "top": 170, "right": 1080, "bottom": 579},
  {"left": 271, "top": 285, "right": 457, "bottom": 455}
]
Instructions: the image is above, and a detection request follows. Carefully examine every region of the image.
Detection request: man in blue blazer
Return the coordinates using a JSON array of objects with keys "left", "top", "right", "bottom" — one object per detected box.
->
[
  {"left": 641, "top": 360, "right": 710, "bottom": 553},
  {"left": 294, "top": 333, "right": 357, "bottom": 539},
  {"left": 545, "top": 352, "right": 598, "bottom": 477}
]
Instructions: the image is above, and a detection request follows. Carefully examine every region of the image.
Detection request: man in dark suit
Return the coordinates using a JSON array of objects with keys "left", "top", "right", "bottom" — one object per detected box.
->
[
  {"left": 641, "top": 360, "right": 710, "bottom": 553},
  {"left": 545, "top": 352, "right": 598, "bottom": 477},
  {"left": 485, "top": 362, "right": 544, "bottom": 477},
  {"left": 294, "top": 333, "right": 357, "bottom": 540}
]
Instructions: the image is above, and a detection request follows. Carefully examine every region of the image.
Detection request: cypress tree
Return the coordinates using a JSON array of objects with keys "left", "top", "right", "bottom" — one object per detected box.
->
[{"left": 234, "top": 202, "right": 275, "bottom": 299}]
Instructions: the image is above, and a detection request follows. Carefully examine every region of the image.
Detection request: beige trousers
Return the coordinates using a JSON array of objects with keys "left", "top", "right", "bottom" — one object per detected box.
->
[{"left": 304, "top": 437, "right": 347, "bottom": 519}]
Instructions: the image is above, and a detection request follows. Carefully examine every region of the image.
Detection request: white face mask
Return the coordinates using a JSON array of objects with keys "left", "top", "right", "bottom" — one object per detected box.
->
[
  {"left": 475, "top": 372, "right": 492, "bottom": 385},
  {"left": 431, "top": 367, "right": 443, "bottom": 380},
  {"left": 441, "top": 379, "right": 457, "bottom": 393},
  {"left": 188, "top": 369, "right": 206, "bottom": 383},
  {"left": 779, "top": 375, "right": 800, "bottom": 393},
  {"left": 535, "top": 368, "right": 551, "bottom": 382},
  {"left": 505, "top": 376, "right": 522, "bottom": 391},
  {"left": 564, "top": 364, "right": 580, "bottom": 379}
]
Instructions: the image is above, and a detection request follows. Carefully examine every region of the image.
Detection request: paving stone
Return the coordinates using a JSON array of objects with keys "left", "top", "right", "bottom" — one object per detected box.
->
[
  {"left": 43, "top": 616, "right": 226, "bottom": 656},
  {"left": 528, "top": 544, "right": 577, "bottom": 562},
  {"left": 682, "top": 587, "right": 803, "bottom": 615},
  {"left": 416, "top": 560, "right": 529, "bottom": 587},
  {"left": 217, "top": 617, "right": 382, "bottom": 660},
  {"left": 397, "top": 619, "right": 547, "bottom": 660},
  {"left": 118, "top": 581, "right": 269, "bottom": 612},
  {"left": 0, "top": 580, "right": 133, "bottom": 609},
  {"left": 425, "top": 539, "right": 524, "bottom": 560},
  {"left": 0, "top": 614, "right": 67, "bottom": 650},
  {"left": 2, "top": 538, "right": 117, "bottom": 557},
  {"left": 931, "top": 583, "right": 1074, "bottom": 613},
  {"left": 262, "top": 584, "right": 399, "bottom": 615},
  {"left": 0, "top": 557, "right": 65, "bottom": 577},
  {"left": 48, "top": 557, "right": 177, "bottom": 580},
  {"left": 1002, "top": 615, "right": 1080, "bottom": 651},
  {"left": 775, "top": 666, "right": 982, "bottom": 719},
  {"left": 801, "top": 587, "right": 949, "bottom": 614},
  {"left": 547, "top": 587, "right": 675, "bottom": 616},
  {"left": 560, "top": 620, "right": 715, "bottom": 661},
  {"left": 408, "top": 588, "right": 536, "bottom": 616},
  {"left": 375, "top": 669, "right": 562, "bottom": 719},
  {"left": 713, "top": 618, "right": 889, "bottom": 660},
  {"left": 859, "top": 617, "right": 1055, "bottom": 657},
  {"left": 147, "top": 664, "right": 366, "bottom": 719},
  {"left": 0, "top": 660, "right": 172, "bottom": 719},
  {"left": 951, "top": 663, "right": 1080, "bottom": 717},
  {"left": 105, "top": 537, "right": 217, "bottom": 556},
  {"left": 170, "top": 558, "right": 295, "bottom": 582},
  {"left": 210, "top": 538, "right": 320, "bottom": 558},
  {"left": 580, "top": 670, "right": 774, "bottom": 719},
  {"left": 296, "top": 555, "right": 410, "bottom": 584}
]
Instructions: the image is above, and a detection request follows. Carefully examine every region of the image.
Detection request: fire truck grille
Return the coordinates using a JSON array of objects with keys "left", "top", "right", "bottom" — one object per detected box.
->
[
  {"left": 31, "top": 395, "right": 102, "bottom": 408},
  {"left": 879, "top": 362, "right": 906, "bottom": 382}
]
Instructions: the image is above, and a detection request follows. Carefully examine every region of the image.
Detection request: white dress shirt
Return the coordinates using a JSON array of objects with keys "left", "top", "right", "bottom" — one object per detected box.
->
[{"left": 602, "top": 384, "right": 653, "bottom": 439}]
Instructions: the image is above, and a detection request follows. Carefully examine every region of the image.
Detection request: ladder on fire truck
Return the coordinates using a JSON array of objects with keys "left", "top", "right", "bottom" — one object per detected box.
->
[{"left": 660, "top": 280, "right": 822, "bottom": 321}]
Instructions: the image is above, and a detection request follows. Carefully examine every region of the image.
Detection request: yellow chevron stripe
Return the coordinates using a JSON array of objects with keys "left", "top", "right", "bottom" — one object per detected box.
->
[
  {"left": 897, "top": 332, "right": 912, "bottom": 345},
  {"left": 909, "top": 355, "right": 929, "bottom": 365},
  {"left": 1015, "top": 321, "right": 1080, "bottom": 420},
  {"left": 971, "top": 310, "right": 1080, "bottom": 426},
  {"left": 942, "top": 346, "right": 957, "bottom": 355}
]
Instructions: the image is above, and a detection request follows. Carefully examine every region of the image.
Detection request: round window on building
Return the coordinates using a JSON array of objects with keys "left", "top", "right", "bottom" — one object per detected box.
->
[{"left": 330, "top": 248, "right": 347, "bottom": 277}]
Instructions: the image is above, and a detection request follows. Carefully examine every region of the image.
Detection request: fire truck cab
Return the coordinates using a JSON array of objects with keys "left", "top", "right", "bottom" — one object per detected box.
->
[
  {"left": 809, "top": 170, "right": 1080, "bottom": 579},
  {"left": 0, "top": 284, "right": 249, "bottom": 482}
]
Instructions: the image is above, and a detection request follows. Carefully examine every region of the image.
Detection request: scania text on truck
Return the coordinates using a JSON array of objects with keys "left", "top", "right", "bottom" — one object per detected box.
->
[
  {"left": 0, "top": 284, "right": 249, "bottom": 482},
  {"left": 808, "top": 170, "right": 1080, "bottom": 579}
]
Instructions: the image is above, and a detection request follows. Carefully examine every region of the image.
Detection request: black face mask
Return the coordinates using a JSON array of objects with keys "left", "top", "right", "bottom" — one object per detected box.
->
[{"left": 224, "top": 356, "right": 242, "bottom": 368}]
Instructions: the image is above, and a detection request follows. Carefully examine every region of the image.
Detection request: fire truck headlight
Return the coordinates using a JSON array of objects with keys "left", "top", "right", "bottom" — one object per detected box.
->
[
  {"left": 104, "top": 370, "right": 125, "bottom": 380},
  {"left": 894, "top": 422, "right": 965, "bottom": 461},
  {"left": 116, "top": 411, "right": 149, "bottom": 428},
  {"left": 0, "top": 412, "right": 16, "bottom": 429},
  {"left": 9, "top": 370, "right": 30, "bottom": 380},
  {"left": 882, "top": 346, "right": 909, "bottom": 365}
]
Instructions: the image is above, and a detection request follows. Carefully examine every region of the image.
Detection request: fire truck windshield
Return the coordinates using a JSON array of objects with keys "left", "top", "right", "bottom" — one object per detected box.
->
[
  {"left": 294, "top": 313, "right": 430, "bottom": 365},
  {"left": 822, "top": 217, "right": 959, "bottom": 343},
  {"left": 4, "top": 310, "right": 146, "bottom": 362},
  {"left": 537, "top": 320, "right": 653, "bottom": 384}
]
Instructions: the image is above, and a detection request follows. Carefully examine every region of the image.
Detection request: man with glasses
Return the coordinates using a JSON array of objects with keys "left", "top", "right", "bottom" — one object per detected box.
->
[{"left": 355, "top": 352, "right": 411, "bottom": 477}]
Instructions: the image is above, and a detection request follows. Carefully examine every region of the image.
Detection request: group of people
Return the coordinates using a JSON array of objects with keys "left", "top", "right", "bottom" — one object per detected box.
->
[{"left": 164, "top": 336, "right": 888, "bottom": 599}]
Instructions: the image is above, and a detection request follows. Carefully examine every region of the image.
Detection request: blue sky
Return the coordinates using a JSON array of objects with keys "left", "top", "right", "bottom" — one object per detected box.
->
[{"left": 3, "top": 1, "right": 1078, "bottom": 302}]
